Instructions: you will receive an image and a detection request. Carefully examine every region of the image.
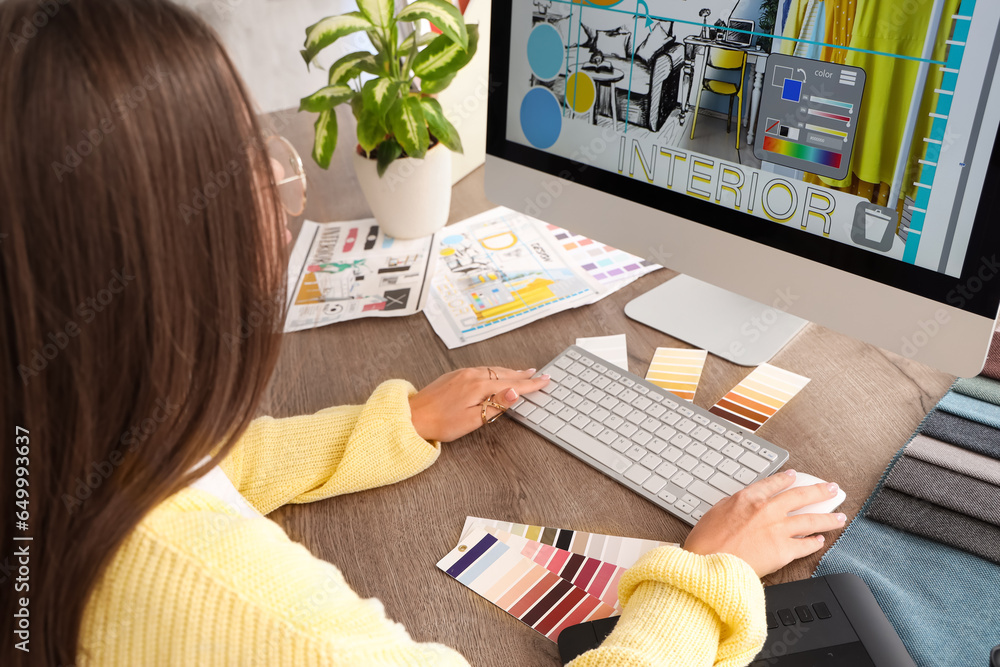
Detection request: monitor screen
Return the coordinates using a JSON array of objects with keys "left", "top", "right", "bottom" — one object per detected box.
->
[{"left": 488, "top": 0, "right": 1000, "bottom": 317}]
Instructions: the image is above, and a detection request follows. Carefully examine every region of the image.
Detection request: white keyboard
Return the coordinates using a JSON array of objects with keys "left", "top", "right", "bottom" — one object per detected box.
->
[{"left": 508, "top": 345, "right": 790, "bottom": 526}]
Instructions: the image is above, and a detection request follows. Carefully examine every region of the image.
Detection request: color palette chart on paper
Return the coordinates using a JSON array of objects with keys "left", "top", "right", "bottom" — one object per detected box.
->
[
  {"left": 542, "top": 224, "right": 660, "bottom": 288},
  {"left": 709, "top": 363, "right": 810, "bottom": 432},
  {"left": 644, "top": 348, "right": 708, "bottom": 401},
  {"left": 576, "top": 334, "right": 628, "bottom": 371},
  {"left": 438, "top": 529, "right": 619, "bottom": 642}
]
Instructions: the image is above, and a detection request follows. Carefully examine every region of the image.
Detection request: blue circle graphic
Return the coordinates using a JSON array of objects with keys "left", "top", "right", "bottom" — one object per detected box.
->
[
  {"left": 442, "top": 234, "right": 464, "bottom": 245},
  {"left": 520, "top": 87, "right": 562, "bottom": 149},
  {"left": 527, "top": 23, "right": 564, "bottom": 81}
]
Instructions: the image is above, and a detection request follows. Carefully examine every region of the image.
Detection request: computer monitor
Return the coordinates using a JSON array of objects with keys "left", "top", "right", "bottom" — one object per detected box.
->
[{"left": 486, "top": 0, "right": 1000, "bottom": 377}]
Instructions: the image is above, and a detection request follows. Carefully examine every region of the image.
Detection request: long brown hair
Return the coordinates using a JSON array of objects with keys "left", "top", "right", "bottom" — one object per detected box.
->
[{"left": 0, "top": 0, "right": 287, "bottom": 663}]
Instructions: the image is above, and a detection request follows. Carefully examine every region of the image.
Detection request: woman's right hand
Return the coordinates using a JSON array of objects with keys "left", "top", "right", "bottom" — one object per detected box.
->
[{"left": 683, "top": 469, "right": 847, "bottom": 577}]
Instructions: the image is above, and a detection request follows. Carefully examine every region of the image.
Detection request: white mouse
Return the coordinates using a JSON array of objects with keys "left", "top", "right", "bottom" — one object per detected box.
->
[{"left": 775, "top": 471, "right": 846, "bottom": 516}]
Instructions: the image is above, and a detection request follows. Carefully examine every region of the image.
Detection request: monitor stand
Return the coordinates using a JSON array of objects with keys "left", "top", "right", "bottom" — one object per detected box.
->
[{"left": 624, "top": 275, "right": 808, "bottom": 367}]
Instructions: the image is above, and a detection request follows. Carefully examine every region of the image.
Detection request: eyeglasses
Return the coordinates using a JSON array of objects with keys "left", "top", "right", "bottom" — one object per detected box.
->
[{"left": 266, "top": 135, "right": 307, "bottom": 217}]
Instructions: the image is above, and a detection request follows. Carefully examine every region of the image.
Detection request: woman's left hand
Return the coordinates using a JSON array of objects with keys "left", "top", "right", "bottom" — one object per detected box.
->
[{"left": 408, "top": 367, "right": 550, "bottom": 443}]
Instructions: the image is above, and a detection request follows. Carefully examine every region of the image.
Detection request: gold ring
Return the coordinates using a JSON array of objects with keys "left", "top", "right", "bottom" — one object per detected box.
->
[
  {"left": 480, "top": 393, "right": 507, "bottom": 425},
  {"left": 487, "top": 368, "right": 499, "bottom": 381}
]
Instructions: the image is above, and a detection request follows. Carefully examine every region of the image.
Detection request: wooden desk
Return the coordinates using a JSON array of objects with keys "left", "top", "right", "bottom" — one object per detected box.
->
[{"left": 260, "top": 108, "right": 954, "bottom": 666}]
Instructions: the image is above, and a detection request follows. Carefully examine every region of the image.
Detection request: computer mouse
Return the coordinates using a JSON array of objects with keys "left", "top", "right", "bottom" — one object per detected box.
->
[{"left": 775, "top": 471, "right": 846, "bottom": 516}]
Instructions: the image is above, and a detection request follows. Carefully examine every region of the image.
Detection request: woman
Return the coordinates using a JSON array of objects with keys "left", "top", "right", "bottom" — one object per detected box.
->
[{"left": 0, "top": 1, "right": 845, "bottom": 665}]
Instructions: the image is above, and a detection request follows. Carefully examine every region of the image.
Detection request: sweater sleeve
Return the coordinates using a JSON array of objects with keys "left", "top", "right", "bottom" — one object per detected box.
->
[
  {"left": 220, "top": 380, "right": 439, "bottom": 515},
  {"left": 568, "top": 547, "right": 767, "bottom": 667}
]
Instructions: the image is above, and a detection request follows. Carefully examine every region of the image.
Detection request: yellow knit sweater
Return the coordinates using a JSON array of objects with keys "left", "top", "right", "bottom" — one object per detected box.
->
[{"left": 79, "top": 380, "right": 767, "bottom": 666}]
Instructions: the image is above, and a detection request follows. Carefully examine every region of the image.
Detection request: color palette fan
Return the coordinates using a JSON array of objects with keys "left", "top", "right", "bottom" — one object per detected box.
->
[
  {"left": 644, "top": 347, "right": 708, "bottom": 401},
  {"left": 709, "top": 363, "right": 810, "bottom": 431}
]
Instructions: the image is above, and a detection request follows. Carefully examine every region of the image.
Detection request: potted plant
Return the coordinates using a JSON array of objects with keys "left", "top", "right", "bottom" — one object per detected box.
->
[{"left": 300, "top": 0, "right": 478, "bottom": 239}]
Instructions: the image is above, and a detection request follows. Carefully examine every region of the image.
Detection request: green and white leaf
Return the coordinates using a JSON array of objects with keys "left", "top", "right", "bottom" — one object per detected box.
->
[
  {"left": 299, "top": 84, "right": 354, "bottom": 113},
  {"left": 412, "top": 24, "right": 478, "bottom": 81},
  {"left": 399, "top": 29, "right": 437, "bottom": 52},
  {"left": 419, "top": 97, "right": 462, "bottom": 154},
  {"left": 302, "top": 12, "right": 372, "bottom": 66},
  {"left": 375, "top": 138, "right": 404, "bottom": 177},
  {"left": 356, "top": 108, "right": 386, "bottom": 154},
  {"left": 387, "top": 96, "right": 429, "bottom": 159},
  {"left": 419, "top": 72, "right": 456, "bottom": 94},
  {"left": 327, "top": 51, "right": 377, "bottom": 85},
  {"left": 312, "top": 108, "right": 339, "bottom": 169},
  {"left": 357, "top": 0, "right": 394, "bottom": 30},
  {"left": 396, "top": 0, "right": 467, "bottom": 50},
  {"left": 362, "top": 78, "right": 403, "bottom": 120}
]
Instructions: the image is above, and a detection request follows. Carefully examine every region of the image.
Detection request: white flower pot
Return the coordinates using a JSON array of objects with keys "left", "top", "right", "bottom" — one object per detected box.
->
[{"left": 352, "top": 142, "right": 452, "bottom": 239}]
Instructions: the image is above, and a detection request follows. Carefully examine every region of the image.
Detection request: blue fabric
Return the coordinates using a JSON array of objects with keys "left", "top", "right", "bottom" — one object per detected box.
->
[
  {"left": 814, "top": 386, "right": 1000, "bottom": 666},
  {"left": 814, "top": 516, "right": 1000, "bottom": 667},
  {"left": 779, "top": 0, "right": 793, "bottom": 34},
  {"left": 938, "top": 390, "right": 1000, "bottom": 429}
]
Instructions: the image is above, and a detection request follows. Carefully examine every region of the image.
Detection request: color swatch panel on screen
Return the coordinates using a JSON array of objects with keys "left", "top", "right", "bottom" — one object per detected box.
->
[
  {"left": 644, "top": 347, "right": 708, "bottom": 401},
  {"left": 709, "top": 363, "right": 810, "bottom": 431},
  {"left": 437, "top": 529, "right": 617, "bottom": 641},
  {"left": 459, "top": 517, "right": 673, "bottom": 570}
]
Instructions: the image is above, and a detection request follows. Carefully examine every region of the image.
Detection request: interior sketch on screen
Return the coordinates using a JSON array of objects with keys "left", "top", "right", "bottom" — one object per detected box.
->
[{"left": 510, "top": 0, "right": 990, "bottom": 276}]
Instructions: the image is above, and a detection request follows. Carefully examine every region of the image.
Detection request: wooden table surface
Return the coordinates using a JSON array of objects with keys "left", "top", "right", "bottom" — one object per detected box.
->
[{"left": 261, "top": 108, "right": 955, "bottom": 666}]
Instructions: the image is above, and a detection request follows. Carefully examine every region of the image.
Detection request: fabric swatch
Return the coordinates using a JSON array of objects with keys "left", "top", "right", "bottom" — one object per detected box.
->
[
  {"left": 884, "top": 456, "right": 1000, "bottom": 527},
  {"left": 866, "top": 488, "right": 1000, "bottom": 566},
  {"left": 936, "top": 391, "right": 1000, "bottom": 430},
  {"left": 905, "top": 435, "right": 1000, "bottom": 487},
  {"left": 814, "top": 515, "right": 1000, "bottom": 667},
  {"left": 981, "top": 330, "right": 1000, "bottom": 382},
  {"left": 919, "top": 410, "right": 1000, "bottom": 460},
  {"left": 952, "top": 375, "right": 1000, "bottom": 408}
]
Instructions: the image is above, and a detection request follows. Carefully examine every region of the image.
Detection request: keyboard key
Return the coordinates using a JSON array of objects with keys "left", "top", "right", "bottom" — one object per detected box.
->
[
  {"left": 617, "top": 422, "right": 637, "bottom": 438},
  {"left": 691, "top": 508, "right": 706, "bottom": 521},
  {"left": 633, "top": 430, "right": 652, "bottom": 446},
  {"left": 619, "top": 389, "right": 638, "bottom": 403},
  {"left": 625, "top": 445, "right": 646, "bottom": 461},
  {"left": 677, "top": 455, "right": 698, "bottom": 471},
  {"left": 663, "top": 398, "right": 679, "bottom": 409},
  {"left": 563, "top": 376, "right": 581, "bottom": 391},
  {"left": 567, "top": 362, "right": 585, "bottom": 375},
  {"left": 631, "top": 396, "right": 651, "bottom": 411},
  {"left": 685, "top": 442, "right": 707, "bottom": 458},
  {"left": 709, "top": 472, "right": 744, "bottom": 495},
  {"left": 795, "top": 605, "right": 814, "bottom": 623},
  {"left": 564, "top": 393, "right": 583, "bottom": 408},
  {"left": 674, "top": 499, "right": 696, "bottom": 514},
  {"left": 692, "top": 414, "right": 710, "bottom": 426},
  {"left": 641, "top": 417, "right": 660, "bottom": 432},
  {"left": 592, "top": 363, "right": 607, "bottom": 373},
  {"left": 739, "top": 451, "right": 769, "bottom": 473},
  {"left": 547, "top": 368, "right": 568, "bottom": 382},
  {"left": 552, "top": 386, "right": 572, "bottom": 401},
  {"left": 777, "top": 609, "right": 796, "bottom": 626},
  {"left": 611, "top": 436, "right": 631, "bottom": 453},
  {"left": 734, "top": 467, "right": 756, "bottom": 484},
  {"left": 646, "top": 404, "right": 666, "bottom": 419},
  {"left": 605, "top": 370, "right": 621, "bottom": 380},
  {"left": 598, "top": 429, "right": 617, "bottom": 445},
  {"left": 692, "top": 463, "right": 714, "bottom": 480},
  {"left": 701, "top": 450, "right": 723, "bottom": 467},
  {"left": 718, "top": 459, "right": 739, "bottom": 476},
  {"left": 567, "top": 349, "right": 581, "bottom": 359},
  {"left": 570, "top": 414, "right": 591, "bottom": 430},
  {"left": 604, "top": 415, "right": 624, "bottom": 430},
  {"left": 593, "top": 376, "right": 611, "bottom": 389},
  {"left": 655, "top": 462, "right": 677, "bottom": 479},
  {"left": 671, "top": 471, "right": 694, "bottom": 488},
  {"left": 620, "top": 377, "right": 634, "bottom": 388},
  {"left": 742, "top": 439, "right": 760, "bottom": 452},
  {"left": 765, "top": 611, "right": 778, "bottom": 629},
  {"left": 586, "top": 388, "right": 605, "bottom": 402},
  {"left": 760, "top": 448, "right": 778, "bottom": 461},
  {"left": 554, "top": 357, "right": 572, "bottom": 369},
  {"left": 624, "top": 465, "right": 651, "bottom": 485},
  {"left": 643, "top": 475, "right": 667, "bottom": 494},
  {"left": 558, "top": 425, "right": 632, "bottom": 474},
  {"left": 606, "top": 383, "right": 624, "bottom": 397},
  {"left": 722, "top": 443, "right": 745, "bottom": 459},
  {"left": 526, "top": 392, "right": 552, "bottom": 407},
  {"left": 813, "top": 602, "right": 832, "bottom": 619},
  {"left": 725, "top": 431, "right": 744, "bottom": 443},
  {"left": 690, "top": 426, "right": 712, "bottom": 442},
  {"left": 579, "top": 369, "right": 599, "bottom": 383},
  {"left": 640, "top": 453, "right": 662, "bottom": 469},
  {"left": 546, "top": 400, "right": 566, "bottom": 415},
  {"left": 541, "top": 416, "right": 565, "bottom": 434},
  {"left": 634, "top": 384, "right": 649, "bottom": 395},
  {"left": 647, "top": 438, "right": 668, "bottom": 454},
  {"left": 669, "top": 433, "right": 692, "bottom": 449},
  {"left": 688, "top": 480, "right": 726, "bottom": 505},
  {"left": 528, "top": 409, "right": 549, "bottom": 425},
  {"left": 558, "top": 407, "right": 577, "bottom": 421},
  {"left": 681, "top": 493, "right": 700, "bottom": 507},
  {"left": 590, "top": 407, "right": 611, "bottom": 422},
  {"left": 626, "top": 410, "right": 645, "bottom": 425},
  {"left": 662, "top": 446, "right": 682, "bottom": 463},
  {"left": 676, "top": 418, "right": 696, "bottom": 434},
  {"left": 572, "top": 380, "right": 590, "bottom": 395},
  {"left": 578, "top": 400, "right": 597, "bottom": 415},
  {"left": 709, "top": 423, "right": 727, "bottom": 434},
  {"left": 612, "top": 403, "right": 632, "bottom": 417},
  {"left": 677, "top": 406, "right": 694, "bottom": 417},
  {"left": 599, "top": 396, "right": 619, "bottom": 411},
  {"left": 706, "top": 434, "right": 728, "bottom": 451},
  {"left": 579, "top": 357, "right": 594, "bottom": 367},
  {"left": 658, "top": 489, "right": 677, "bottom": 504},
  {"left": 655, "top": 425, "right": 678, "bottom": 441},
  {"left": 584, "top": 422, "right": 603, "bottom": 437},
  {"left": 512, "top": 401, "right": 535, "bottom": 417},
  {"left": 647, "top": 390, "right": 664, "bottom": 402}
]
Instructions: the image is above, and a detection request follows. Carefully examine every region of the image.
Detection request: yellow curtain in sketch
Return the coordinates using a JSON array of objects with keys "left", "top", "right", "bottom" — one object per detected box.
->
[{"left": 818, "top": 0, "right": 960, "bottom": 203}]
